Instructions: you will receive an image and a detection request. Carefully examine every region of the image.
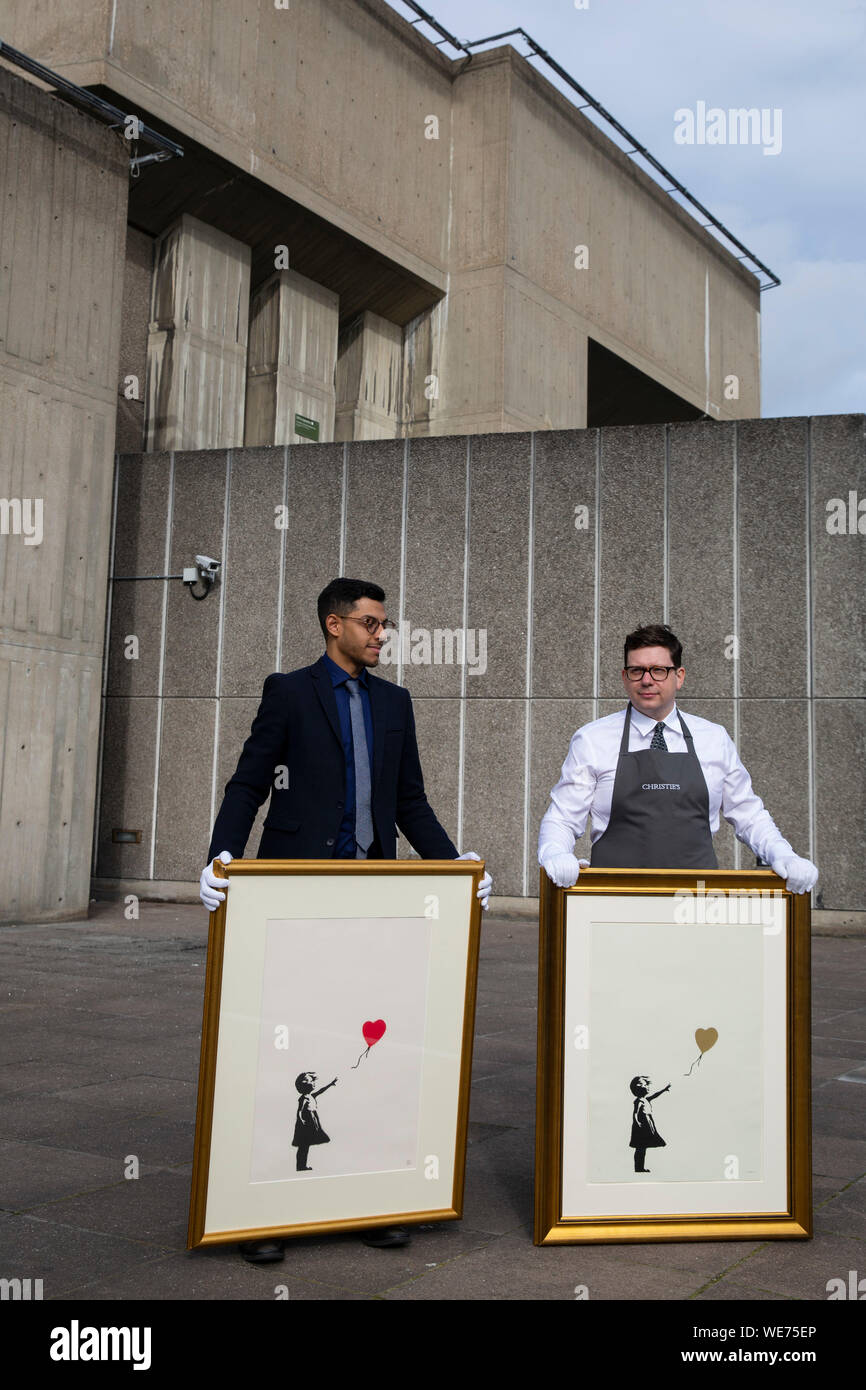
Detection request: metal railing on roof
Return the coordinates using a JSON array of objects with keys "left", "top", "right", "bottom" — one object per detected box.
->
[{"left": 396, "top": 3, "right": 780, "bottom": 290}]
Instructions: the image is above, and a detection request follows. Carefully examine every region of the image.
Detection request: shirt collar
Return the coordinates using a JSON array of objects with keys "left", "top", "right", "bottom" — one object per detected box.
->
[
  {"left": 629, "top": 701, "right": 679, "bottom": 737},
  {"left": 322, "top": 651, "right": 369, "bottom": 688}
]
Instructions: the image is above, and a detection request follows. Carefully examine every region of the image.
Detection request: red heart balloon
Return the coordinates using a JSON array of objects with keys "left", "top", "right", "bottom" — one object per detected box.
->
[{"left": 362, "top": 1019, "right": 386, "bottom": 1047}]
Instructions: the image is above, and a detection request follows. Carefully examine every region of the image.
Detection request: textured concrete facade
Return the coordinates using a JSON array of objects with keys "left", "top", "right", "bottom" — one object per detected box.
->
[
  {"left": 95, "top": 416, "right": 865, "bottom": 910},
  {"left": 144, "top": 216, "right": 251, "bottom": 451},
  {"left": 245, "top": 270, "right": 339, "bottom": 447},
  {"left": 0, "top": 67, "right": 129, "bottom": 921},
  {"left": 7, "top": 0, "right": 762, "bottom": 447}
]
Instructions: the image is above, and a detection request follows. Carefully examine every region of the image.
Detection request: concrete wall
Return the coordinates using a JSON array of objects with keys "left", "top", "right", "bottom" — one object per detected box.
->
[
  {"left": 95, "top": 416, "right": 865, "bottom": 910},
  {"left": 0, "top": 67, "right": 129, "bottom": 922},
  {"left": 116, "top": 226, "right": 154, "bottom": 453},
  {"left": 144, "top": 215, "right": 251, "bottom": 450},
  {"left": 6, "top": 0, "right": 761, "bottom": 442}
]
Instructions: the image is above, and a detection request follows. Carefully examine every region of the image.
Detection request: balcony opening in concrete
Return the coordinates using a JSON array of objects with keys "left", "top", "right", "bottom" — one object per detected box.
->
[{"left": 587, "top": 338, "right": 705, "bottom": 427}]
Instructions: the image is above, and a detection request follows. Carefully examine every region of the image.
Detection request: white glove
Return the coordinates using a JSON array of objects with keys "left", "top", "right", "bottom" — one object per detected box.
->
[
  {"left": 541, "top": 853, "right": 590, "bottom": 888},
  {"left": 199, "top": 850, "right": 233, "bottom": 910},
  {"left": 770, "top": 854, "right": 818, "bottom": 895},
  {"left": 456, "top": 851, "right": 493, "bottom": 911}
]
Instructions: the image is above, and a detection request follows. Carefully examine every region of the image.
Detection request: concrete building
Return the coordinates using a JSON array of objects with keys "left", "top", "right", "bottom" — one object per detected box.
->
[
  {"left": 1, "top": 6, "right": 862, "bottom": 923},
  {"left": 0, "top": 65, "right": 129, "bottom": 922},
  {"left": 8, "top": 0, "right": 762, "bottom": 458}
]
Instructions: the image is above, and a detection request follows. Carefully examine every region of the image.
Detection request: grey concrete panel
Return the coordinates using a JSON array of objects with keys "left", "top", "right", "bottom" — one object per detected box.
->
[
  {"left": 463, "top": 699, "right": 526, "bottom": 896},
  {"left": 598, "top": 425, "right": 666, "bottom": 697},
  {"left": 466, "top": 432, "right": 532, "bottom": 698},
  {"left": 221, "top": 447, "right": 283, "bottom": 696},
  {"left": 737, "top": 700, "right": 810, "bottom": 867},
  {"left": 531, "top": 699, "right": 595, "bottom": 868},
  {"left": 96, "top": 697, "right": 158, "bottom": 881},
  {"left": 154, "top": 698, "right": 217, "bottom": 882},
  {"left": 737, "top": 418, "right": 808, "bottom": 697},
  {"left": 0, "top": 376, "right": 115, "bottom": 647},
  {"left": 396, "top": 697, "right": 461, "bottom": 858},
  {"left": 145, "top": 216, "right": 250, "bottom": 451},
  {"left": 668, "top": 421, "right": 736, "bottom": 696},
  {"left": 531, "top": 430, "right": 597, "bottom": 698},
  {"left": 211, "top": 696, "right": 270, "bottom": 859},
  {"left": 280, "top": 442, "right": 344, "bottom": 668},
  {"left": 162, "top": 450, "right": 228, "bottom": 697},
  {"left": 815, "top": 700, "right": 866, "bottom": 911},
  {"left": 810, "top": 415, "right": 866, "bottom": 698},
  {"left": 343, "top": 440, "right": 406, "bottom": 684},
  {"left": 0, "top": 645, "right": 100, "bottom": 920},
  {"left": 0, "top": 65, "right": 128, "bottom": 399},
  {"left": 107, "top": 453, "right": 171, "bottom": 698},
  {"left": 401, "top": 435, "right": 468, "bottom": 698},
  {"left": 115, "top": 227, "right": 154, "bottom": 454}
]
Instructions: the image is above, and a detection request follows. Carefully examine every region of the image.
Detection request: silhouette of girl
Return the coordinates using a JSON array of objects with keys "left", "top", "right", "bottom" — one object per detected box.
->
[
  {"left": 629, "top": 1075, "right": 671, "bottom": 1173},
  {"left": 293, "top": 1071, "right": 337, "bottom": 1172}
]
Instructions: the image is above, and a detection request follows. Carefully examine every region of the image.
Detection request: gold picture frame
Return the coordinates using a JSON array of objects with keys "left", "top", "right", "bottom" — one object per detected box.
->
[
  {"left": 535, "top": 867, "right": 811, "bottom": 1245},
  {"left": 188, "top": 858, "right": 483, "bottom": 1249}
]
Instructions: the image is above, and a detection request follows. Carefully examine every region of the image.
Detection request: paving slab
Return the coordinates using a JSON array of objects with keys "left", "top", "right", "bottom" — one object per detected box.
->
[
  {"left": 380, "top": 1230, "right": 705, "bottom": 1301},
  {"left": 0, "top": 905, "right": 863, "bottom": 1302},
  {"left": 70, "top": 1247, "right": 376, "bottom": 1301},
  {"left": 0, "top": 1140, "right": 136, "bottom": 1209},
  {"left": 0, "top": 1212, "right": 173, "bottom": 1298}
]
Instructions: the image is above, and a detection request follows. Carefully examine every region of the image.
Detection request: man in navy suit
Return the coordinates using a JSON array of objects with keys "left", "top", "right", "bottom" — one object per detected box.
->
[{"left": 199, "top": 577, "right": 492, "bottom": 1262}]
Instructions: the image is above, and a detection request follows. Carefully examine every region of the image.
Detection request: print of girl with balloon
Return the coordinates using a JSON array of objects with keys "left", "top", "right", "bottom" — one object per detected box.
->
[
  {"left": 291, "top": 1019, "right": 387, "bottom": 1173},
  {"left": 627, "top": 1027, "right": 719, "bottom": 1176},
  {"left": 292, "top": 1072, "right": 337, "bottom": 1171}
]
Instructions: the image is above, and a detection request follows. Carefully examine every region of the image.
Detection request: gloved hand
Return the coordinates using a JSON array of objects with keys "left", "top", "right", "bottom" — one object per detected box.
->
[
  {"left": 199, "top": 850, "right": 233, "bottom": 910},
  {"left": 770, "top": 854, "right": 818, "bottom": 895},
  {"left": 456, "top": 851, "right": 493, "bottom": 911},
  {"left": 541, "top": 853, "right": 590, "bottom": 888}
]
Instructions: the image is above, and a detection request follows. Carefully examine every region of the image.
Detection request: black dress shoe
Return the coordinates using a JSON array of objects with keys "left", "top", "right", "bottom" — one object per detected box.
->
[
  {"left": 362, "top": 1226, "right": 410, "bottom": 1248},
  {"left": 239, "top": 1239, "right": 285, "bottom": 1263}
]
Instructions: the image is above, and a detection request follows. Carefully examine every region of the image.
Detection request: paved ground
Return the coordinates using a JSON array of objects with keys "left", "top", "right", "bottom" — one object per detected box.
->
[{"left": 0, "top": 901, "right": 864, "bottom": 1301}]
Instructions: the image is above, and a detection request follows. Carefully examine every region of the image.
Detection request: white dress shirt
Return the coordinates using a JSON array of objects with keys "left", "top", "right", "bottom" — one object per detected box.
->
[{"left": 537, "top": 702, "right": 795, "bottom": 866}]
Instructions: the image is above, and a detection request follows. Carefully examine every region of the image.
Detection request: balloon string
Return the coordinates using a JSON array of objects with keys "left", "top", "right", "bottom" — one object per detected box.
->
[
  {"left": 351, "top": 1045, "right": 371, "bottom": 1070},
  {"left": 684, "top": 1052, "right": 703, "bottom": 1077}
]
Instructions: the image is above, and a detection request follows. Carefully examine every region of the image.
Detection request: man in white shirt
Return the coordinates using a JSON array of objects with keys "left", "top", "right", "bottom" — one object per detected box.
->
[{"left": 539, "top": 623, "right": 818, "bottom": 894}]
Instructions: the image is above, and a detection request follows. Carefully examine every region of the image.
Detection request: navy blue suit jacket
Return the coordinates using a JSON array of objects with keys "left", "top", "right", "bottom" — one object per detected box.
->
[{"left": 206, "top": 655, "right": 457, "bottom": 863}]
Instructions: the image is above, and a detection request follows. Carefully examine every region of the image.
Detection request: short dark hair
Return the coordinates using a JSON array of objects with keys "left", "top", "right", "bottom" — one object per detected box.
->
[
  {"left": 317, "top": 577, "right": 385, "bottom": 638},
  {"left": 623, "top": 623, "right": 682, "bottom": 670},
  {"left": 629, "top": 1076, "right": 647, "bottom": 1097}
]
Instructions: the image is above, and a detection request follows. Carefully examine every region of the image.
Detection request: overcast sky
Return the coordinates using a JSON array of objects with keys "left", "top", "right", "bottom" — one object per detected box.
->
[{"left": 390, "top": 0, "right": 865, "bottom": 419}]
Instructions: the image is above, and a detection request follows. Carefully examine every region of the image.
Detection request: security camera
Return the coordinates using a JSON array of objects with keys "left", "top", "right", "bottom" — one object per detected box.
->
[{"left": 195, "top": 555, "right": 221, "bottom": 583}]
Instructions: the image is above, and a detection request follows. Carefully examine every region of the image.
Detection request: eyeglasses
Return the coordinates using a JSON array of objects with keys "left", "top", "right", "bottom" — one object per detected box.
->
[
  {"left": 624, "top": 665, "right": 677, "bottom": 681},
  {"left": 338, "top": 615, "right": 398, "bottom": 635}
]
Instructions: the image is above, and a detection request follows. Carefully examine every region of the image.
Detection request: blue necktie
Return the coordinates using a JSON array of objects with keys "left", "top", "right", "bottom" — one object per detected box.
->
[
  {"left": 345, "top": 679, "right": 373, "bottom": 852},
  {"left": 651, "top": 722, "right": 668, "bottom": 751}
]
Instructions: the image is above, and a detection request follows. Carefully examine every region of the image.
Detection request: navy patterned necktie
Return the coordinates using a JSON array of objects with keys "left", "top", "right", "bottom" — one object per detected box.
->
[
  {"left": 345, "top": 679, "right": 374, "bottom": 851},
  {"left": 650, "top": 721, "right": 668, "bottom": 751}
]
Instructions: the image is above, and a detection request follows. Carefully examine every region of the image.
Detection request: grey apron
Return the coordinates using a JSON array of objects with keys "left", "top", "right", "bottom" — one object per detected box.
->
[{"left": 590, "top": 703, "right": 718, "bottom": 869}]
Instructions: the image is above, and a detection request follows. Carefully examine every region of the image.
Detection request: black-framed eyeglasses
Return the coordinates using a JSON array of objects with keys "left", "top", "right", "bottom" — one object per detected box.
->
[
  {"left": 339, "top": 615, "right": 398, "bottom": 635},
  {"left": 624, "top": 664, "right": 677, "bottom": 681}
]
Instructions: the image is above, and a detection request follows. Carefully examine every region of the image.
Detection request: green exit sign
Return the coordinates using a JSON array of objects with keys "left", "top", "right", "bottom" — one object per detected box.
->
[{"left": 294, "top": 413, "right": 319, "bottom": 441}]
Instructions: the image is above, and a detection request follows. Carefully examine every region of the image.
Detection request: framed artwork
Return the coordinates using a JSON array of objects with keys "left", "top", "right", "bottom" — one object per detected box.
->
[
  {"left": 188, "top": 859, "right": 483, "bottom": 1248},
  {"left": 535, "top": 867, "right": 812, "bottom": 1245}
]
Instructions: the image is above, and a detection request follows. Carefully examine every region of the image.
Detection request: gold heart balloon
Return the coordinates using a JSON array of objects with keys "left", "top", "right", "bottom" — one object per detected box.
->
[{"left": 695, "top": 1027, "right": 718, "bottom": 1054}]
